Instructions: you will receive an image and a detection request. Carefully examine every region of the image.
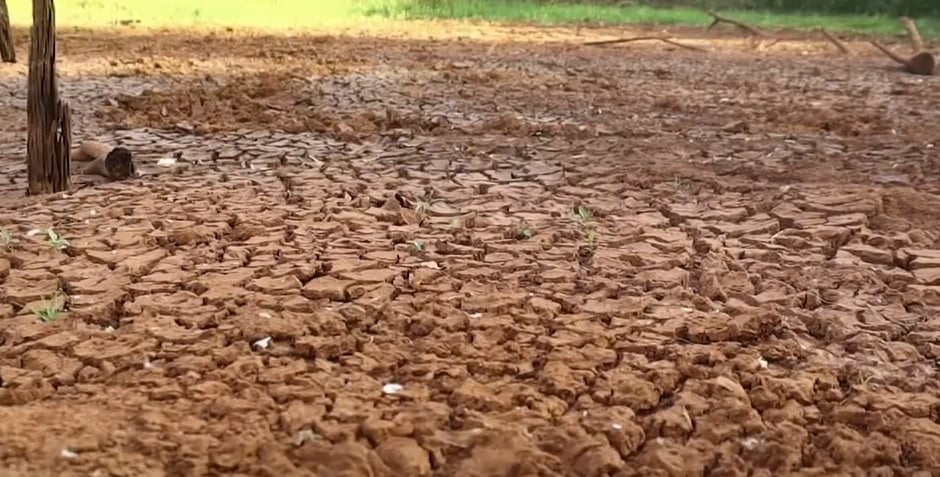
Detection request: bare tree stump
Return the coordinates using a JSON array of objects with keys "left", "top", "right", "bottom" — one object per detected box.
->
[
  {"left": 0, "top": 0, "right": 15, "bottom": 63},
  {"left": 26, "top": 0, "right": 71, "bottom": 195}
]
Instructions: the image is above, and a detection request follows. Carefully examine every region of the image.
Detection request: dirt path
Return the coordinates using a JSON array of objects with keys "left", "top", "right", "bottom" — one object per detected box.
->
[{"left": 0, "top": 23, "right": 939, "bottom": 476}]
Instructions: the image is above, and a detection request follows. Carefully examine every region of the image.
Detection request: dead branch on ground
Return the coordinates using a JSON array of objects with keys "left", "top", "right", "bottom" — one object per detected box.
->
[
  {"left": 870, "top": 40, "right": 935, "bottom": 75},
  {"left": 754, "top": 38, "right": 782, "bottom": 50},
  {"left": 900, "top": 16, "right": 924, "bottom": 52},
  {"left": 0, "top": 0, "right": 14, "bottom": 63},
  {"left": 869, "top": 17, "right": 935, "bottom": 76},
  {"left": 584, "top": 36, "right": 707, "bottom": 52},
  {"left": 819, "top": 28, "right": 851, "bottom": 55},
  {"left": 704, "top": 11, "right": 784, "bottom": 50},
  {"left": 27, "top": 0, "right": 72, "bottom": 195},
  {"left": 705, "top": 11, "right": 765, "bottom": 37}
]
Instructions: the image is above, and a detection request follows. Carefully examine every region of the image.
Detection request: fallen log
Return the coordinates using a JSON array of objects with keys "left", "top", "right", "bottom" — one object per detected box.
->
[
  {"left": 870, "top": 40, "right": 935, "bottom": 76},
  {"left": 869, "top": 17, "right": 935, "bottom": 76},
  {"left": 70, "top": 140, "right": 137, "bottom": 181}
]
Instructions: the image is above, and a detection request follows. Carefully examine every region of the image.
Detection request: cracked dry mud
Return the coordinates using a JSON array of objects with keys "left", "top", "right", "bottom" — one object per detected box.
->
[{"left": 1, "top": 24, "right": 940, "bottom": 476}]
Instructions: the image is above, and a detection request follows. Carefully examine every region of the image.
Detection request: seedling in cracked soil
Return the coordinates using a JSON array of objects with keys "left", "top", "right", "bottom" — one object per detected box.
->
[
  {"left": 46, "top": 229, "right": 69, "bottom": 251},
  {"left": 576, "top": 206, "right": 593, "bottom": 223},
  {"left": 518, "top": 225, "right": 535, "bottom": 240},
  {"left": 585, "top": 229, "right": 597, "bottom": 246},
  {"left": 32, "top": 293, "right": 64, "bottom": 322},
  {"left": 0, "top": 229, "right": 10, "bottom": 249},
  {"left": 576, "top": 206, "right": 597, "bottom": 247},
  {"left": 414, "top": 193, "right": 443, "bottom": 215},
  {"left": 411, "top": 240, "right": 425, "bottom": 252}
]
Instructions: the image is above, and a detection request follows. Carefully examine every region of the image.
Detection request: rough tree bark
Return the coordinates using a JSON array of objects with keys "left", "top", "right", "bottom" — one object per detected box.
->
[
  {"left": 0, "top": 0, "right": 15, "bottom": 63},
  {"left": 27, "top": 0, "right": 71, "bottom": 195}
]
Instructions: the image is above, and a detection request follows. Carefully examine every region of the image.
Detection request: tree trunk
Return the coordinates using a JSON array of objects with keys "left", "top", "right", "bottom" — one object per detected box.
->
[
  {"left": 26, "top": 0, "right": 71, "bottom": 195},
  {"left": 0, "top": 0, "right": 15, "bottom": 63}
]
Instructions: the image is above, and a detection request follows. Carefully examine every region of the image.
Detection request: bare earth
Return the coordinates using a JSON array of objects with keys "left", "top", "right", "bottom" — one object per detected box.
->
[{"left": 1, "top": 22, "right": 940, "bottom": 476}]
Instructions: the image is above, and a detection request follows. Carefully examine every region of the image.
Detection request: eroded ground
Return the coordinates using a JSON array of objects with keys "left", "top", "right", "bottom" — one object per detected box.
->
[{"left": 1, "top": 22, "right": 940, "bottom": 476}]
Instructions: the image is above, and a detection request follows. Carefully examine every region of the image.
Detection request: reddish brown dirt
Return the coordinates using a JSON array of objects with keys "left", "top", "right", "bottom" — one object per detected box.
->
[{"left": 1, "top": 23, "right": 940, "bottom": 476}]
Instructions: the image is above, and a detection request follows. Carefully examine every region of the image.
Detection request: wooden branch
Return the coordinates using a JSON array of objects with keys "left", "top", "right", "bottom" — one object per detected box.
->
[
  {"left": 705, "top": 11, "right": 765, "bottom": 37},
  {"left": 584, "top": 36, "right": 708, "bottom": 52},
  {"left": 870, "top": 41, "right": 909, "bottom": 64},
  {"left": 870, "top": 40, "right": 935, "bottom": 76},
  {"left": 26, "top": 0, "right": 71, "bottom": 195},
  {"left": 755, "top": 38, "right": 783, "bottom": 50},
  {"left": 900, "top": 17, "right": 924, "bottom": 52},
  {"left": 819, "top": 28, "right": 851, "bottom": 55},
  {"left": 0, "top": 0, "right": 14, "bottom": 63}
]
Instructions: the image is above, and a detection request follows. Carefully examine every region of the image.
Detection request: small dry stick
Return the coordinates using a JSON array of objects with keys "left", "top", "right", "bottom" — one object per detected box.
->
[
  {"left": 756, "top": 38, "right": 783, "bottom": 50},
  {"left": 870, "top": 40, "right": 910, "bottom": 64},
  {"left": 819, "top": 28, "right": 851, "bottom": 55},
  {"left": 705, "top": 11, "right": 765, "bottom": 37},
  {"left": 584, "top": 36, "right": 708, "bottom": 52},
  {"left": 900, "top": 16, "right": 924, "bottom": 52}
]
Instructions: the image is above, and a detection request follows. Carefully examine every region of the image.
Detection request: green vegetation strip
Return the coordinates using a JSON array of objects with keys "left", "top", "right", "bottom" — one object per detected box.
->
[
  {"left": 369, "top": 0, "right": 940, "bottom": 38},
  {"left": 5, "top": 0, "right": 938, "bottom": 38}
]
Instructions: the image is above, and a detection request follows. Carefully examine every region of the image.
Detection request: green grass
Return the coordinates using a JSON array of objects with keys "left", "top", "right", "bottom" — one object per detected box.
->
[
  {"left": 5, "top": 0, "right": 374, "bottom": 29},
  {"left": 5, "top": 0, "right": 938, "bottom": 38},
  {"left": 369, "top": 0, "right": 940, "bottom": 38}
]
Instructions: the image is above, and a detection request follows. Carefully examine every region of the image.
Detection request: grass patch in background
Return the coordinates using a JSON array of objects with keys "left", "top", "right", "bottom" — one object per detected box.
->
[
  {"left": 4, "top": 0, "right": 938, "bottom": 38},
  {"left": 5, "top": 0, "right": 371, "bottom": 29},
  {"left": 366, "top": 0, "right": 940, "bottom": 38}
]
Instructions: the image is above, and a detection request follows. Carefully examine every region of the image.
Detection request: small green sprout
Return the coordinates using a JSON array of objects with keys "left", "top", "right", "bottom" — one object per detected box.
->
[
  {"left": 31, "top": 293, "right": 64, "bottom": 322},
  {"left": 47, "top": 229, "right": 69, "bottom": 251},
  {"left": 0, "top": 229, "right": 10, "bottom": 248},
  {"left": 576, "top": 206, "right": 593, "bottom": 223},
  {"left": 518, "top": 225, "right": 535, "bottom": 239},
  {"left": 585, "top": 229, "right": 597, "bottom": 245},
  {"left": 414, "top": 192, "right": 443, "bottom": 215},
  {"left": 576, "top": 206, "right": 597, "bottom": 248},
  {"left": 411, "top": 240, "right": 425, "bottom": 252}
]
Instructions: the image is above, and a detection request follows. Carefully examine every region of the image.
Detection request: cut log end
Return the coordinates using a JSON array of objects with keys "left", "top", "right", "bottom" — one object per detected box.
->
[
  {"left": 907, "top": 51, "right": 936, "bottom": 76},
  {"left": 870, "top": 41, "right": 935, "bottom": 76},
  {"left": 104, "top": 147, "right": 136, "bottom": 181}
]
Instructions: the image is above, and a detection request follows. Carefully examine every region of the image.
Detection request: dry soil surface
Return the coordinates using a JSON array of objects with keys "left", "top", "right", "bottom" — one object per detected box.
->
[{"left": 1, "top": 23, "right": 940, "bottom": 477}]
